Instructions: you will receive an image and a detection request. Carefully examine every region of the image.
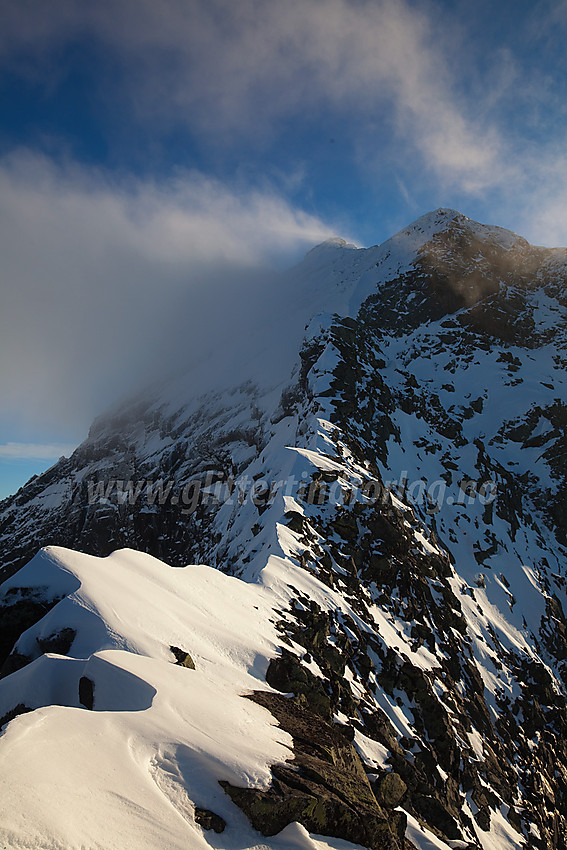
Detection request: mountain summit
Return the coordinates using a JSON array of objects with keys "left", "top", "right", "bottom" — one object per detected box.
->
[{"left": 1, "top": 211, "right": 566, "bottom": 850}]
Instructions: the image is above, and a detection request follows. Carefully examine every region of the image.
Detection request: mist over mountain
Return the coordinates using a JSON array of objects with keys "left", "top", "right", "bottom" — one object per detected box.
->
[{"left": 1, "top": 209, "right": 566, "bottom": 850}]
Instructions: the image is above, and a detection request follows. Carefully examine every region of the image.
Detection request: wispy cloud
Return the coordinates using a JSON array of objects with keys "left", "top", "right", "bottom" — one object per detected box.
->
[
  {"left": 0, "top": 0, "right": 503, "bottom": 192},
  {"left": 2, "top": 2, "right": 567, "bottom": 228},
  {"left": 4, "top": 0, "right": 567, "bottom": 236},
  {"left": 0, "top": 442, "right": 76, "bottom": 460}
]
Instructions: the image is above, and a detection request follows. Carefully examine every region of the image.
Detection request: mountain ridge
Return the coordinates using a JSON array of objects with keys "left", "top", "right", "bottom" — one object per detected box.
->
[{"left": 1, "top": 209, "right": 567, "bottom": 849}]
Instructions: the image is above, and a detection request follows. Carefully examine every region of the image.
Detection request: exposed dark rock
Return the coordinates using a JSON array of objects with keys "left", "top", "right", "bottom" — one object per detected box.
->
[
  {"left": 170, "top": 646, "right": 195, "bottom": 669},
  {"left": 377, "top": 773, "right": 407, "bottom": 808},
  {"left": 0, "top": 651, "right": 32, "bottom": 679},
  {"left": 194, "top": 807, "right": 226, "bottom": 833},
  {"left": 266, "top": 650, "right": 331, "bottom": 719},
  {"left": 79, "top": 676, "right": 95, "bottom": 710},
  {"left": 0, "top": 703, "right": 32, "bottom": 730},
  {"left": 37, "top": 627, "right": 76, "bottom": 656},
  {"left": 411, "top": 795, "right": 461, "bottom": 840},
  {"left": 0, "top": 595, "right": 62, "bottom": 672},
  {"left": 221, "top": 692, "right": 402, "bottom": 850}
]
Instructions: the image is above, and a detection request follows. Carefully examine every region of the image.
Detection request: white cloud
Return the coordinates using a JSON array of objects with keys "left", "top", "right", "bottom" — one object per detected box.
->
[
  {"left": 0, "top": 0, "right": 503, "bottom": 192},
  {"left": 0, "top": 151, "right": 336, "bottom": 430},
  {"left": 4, "top": 0, "right": 567, "bottom": 225},
  {"left": 112, "top": 0, "right": 505, "bottom": 191},
  {"left": 0, "top": 443, "right": 77, "bottom": 460},
  {"left": 513, "top": 160, "right": 567, "bottom": 247},
  {"left": 4, "top": 0, "right": 567, "bottom": 216}
]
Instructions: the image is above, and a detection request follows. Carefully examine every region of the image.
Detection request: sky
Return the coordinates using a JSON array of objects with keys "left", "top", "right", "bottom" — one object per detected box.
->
[{"left": 1, "top": 0, "right": 567, "bottom": 498}]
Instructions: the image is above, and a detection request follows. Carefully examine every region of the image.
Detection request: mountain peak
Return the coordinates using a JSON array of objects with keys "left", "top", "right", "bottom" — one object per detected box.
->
[
  {"left": 392, "top": 207, "right": 522, "bottom": 248},
  {"left": 402, "top": 207, "right": 529, "bottom": 252},
  {"left": 303, "top": 235, "right": 359, "bottom": 261},
  {"left": 410, "top": 206, "right": 462, "bottom": 228}
]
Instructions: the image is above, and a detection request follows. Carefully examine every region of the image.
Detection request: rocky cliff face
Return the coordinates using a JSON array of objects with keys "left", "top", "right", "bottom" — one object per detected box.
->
[{"left": 1, "top": 209, "right": 567, "bottom": 849}]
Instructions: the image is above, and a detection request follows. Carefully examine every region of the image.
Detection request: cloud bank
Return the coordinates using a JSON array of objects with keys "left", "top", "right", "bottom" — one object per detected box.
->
[{"left": 0, "top": 152, "right": 335, "bottom": 431}]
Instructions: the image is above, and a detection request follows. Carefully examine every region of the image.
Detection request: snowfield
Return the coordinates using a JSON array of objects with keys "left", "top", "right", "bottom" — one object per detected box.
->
[{"left": 0, "top": 546, "right": 458, "bottom": 850}]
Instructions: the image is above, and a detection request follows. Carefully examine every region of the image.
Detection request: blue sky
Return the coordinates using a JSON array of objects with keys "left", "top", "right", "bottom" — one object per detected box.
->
[{"left": 1, "top": 0, "right": 567, "bottom": 499}]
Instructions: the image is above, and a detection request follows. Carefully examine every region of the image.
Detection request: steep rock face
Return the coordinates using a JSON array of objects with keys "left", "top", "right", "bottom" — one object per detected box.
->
[
  {"left": 221, "top": 693, "right": 402, "bottom": 850},
  {"left": 1, "top": 209, "right": 567, "bottom": 849},
  {"left": 288, "top": 218, "right": 567, "bottom": 846}
]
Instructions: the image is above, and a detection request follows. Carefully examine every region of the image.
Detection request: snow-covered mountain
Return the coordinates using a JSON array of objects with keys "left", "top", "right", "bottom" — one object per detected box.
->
[{"left": 1, "top": 208, "right": 567, "bottom": 850}]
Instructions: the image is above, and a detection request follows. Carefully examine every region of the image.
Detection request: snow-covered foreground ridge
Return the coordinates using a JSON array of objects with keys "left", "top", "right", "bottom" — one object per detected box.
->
[
  {"left": 0, "top": 545, "right": 456, "bottom": 850},
  {"left": 0, "top": 546, "right": 290, "bottom": 850},
  {"left": 1, "top": 208, "right": 567, "bottom": 849}
]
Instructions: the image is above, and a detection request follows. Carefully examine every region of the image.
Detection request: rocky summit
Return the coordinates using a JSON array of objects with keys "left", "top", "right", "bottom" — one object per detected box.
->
[{"left": 1, "top": 209, "right": 567, "bottom": 850}]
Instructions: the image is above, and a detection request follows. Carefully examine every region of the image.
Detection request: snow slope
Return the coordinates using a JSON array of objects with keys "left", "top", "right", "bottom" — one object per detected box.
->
[
  {"left": 0, "top": 547, "right": 292, "bottom": 849},
  {"left": 0, "top": 546, "right": 457, "bottom": 850}
]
